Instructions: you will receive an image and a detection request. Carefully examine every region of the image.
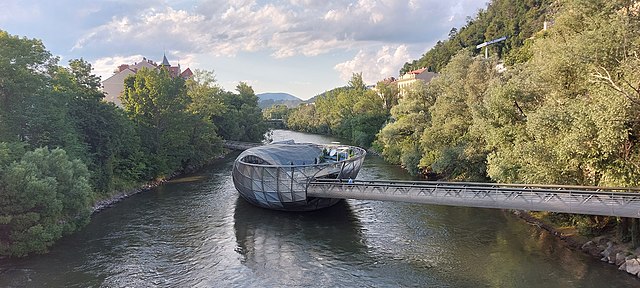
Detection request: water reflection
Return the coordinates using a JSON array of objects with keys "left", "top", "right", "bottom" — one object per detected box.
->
[{"left": 233, "top": 199, "right": 369, "bottom": 271}]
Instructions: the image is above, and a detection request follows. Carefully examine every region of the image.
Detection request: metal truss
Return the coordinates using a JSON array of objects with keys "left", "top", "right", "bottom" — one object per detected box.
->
[{"left": 307, "top": 179, "right": 640, "bottom": 218}]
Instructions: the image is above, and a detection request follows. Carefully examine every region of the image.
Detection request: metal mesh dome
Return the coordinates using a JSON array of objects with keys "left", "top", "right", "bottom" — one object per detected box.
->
[{"left": 232, "top": 142, "right": 366, "bottom": 211}]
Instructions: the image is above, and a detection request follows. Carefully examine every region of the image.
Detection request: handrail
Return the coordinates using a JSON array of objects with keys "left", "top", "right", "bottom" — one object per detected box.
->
[{"left": 311, "top": 179, "right": 640, "bottom": 193}]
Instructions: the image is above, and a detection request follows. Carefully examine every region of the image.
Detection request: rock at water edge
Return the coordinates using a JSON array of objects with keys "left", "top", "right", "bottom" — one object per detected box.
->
[
  {"left": 615, "top": 252, "right": 626, "bottom": 266},
  {"left": 625, "top": 259, "right": 640, "bottom": 275}
]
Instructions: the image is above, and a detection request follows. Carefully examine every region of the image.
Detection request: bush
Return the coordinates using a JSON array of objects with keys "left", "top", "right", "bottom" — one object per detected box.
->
[{"left": 0, "top": 147, "right": 94, "bottom": 257}]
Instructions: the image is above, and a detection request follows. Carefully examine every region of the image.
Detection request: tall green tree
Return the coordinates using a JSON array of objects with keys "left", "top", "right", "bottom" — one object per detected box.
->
[
  {"left": 0, "top": 31, "right": 57, "bottom": 142},
  {"left": 376, "top": 81, "right": 434, "bottom": 173},
  {"left": 52, "top": 59, "right": 144, "bottom": 193},
  {"left": 121, "top": 68, "right": 192, "bottom": 176},
  {"left": 212, "top": 82, "right": 267, "bottom": 142},
  {"left": 287, "top": 73, "right": 386, "bottom": 148}
]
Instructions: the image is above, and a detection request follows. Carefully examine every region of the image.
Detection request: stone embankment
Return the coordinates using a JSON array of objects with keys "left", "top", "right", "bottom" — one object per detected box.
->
[
  {"left": 92, "top": 172, "right": 180, "bottom": 213},
  {"left": 583, "top": 238, "right": 640, "bottom": 278},
  {"left": 514, "top": 210, "right": 640, "bottom": 279}
]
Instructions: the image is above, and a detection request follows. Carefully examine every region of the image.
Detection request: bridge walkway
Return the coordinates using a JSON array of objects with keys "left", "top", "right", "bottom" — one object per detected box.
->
[{"left": 307, "top": 179, "right": 640, "bottom": 218}]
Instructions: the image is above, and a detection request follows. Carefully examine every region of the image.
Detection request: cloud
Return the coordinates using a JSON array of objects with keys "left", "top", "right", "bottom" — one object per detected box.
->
[
  {"left": 92, "top": 55, "right": 144, "bottom": 80},
  {"left": 72, "top": 0, "right": 488, "bottom": 60},
  {"left": 334, "top": 45, "right": 412, "bottom": 84},
  {"left": 0, "top": 1, "right": 41, "bottom": 22}
]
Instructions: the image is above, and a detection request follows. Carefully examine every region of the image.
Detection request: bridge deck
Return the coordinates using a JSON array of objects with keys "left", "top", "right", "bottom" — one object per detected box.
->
[{"left": 307, "top": 179, "right": 640, "bottom": 218}]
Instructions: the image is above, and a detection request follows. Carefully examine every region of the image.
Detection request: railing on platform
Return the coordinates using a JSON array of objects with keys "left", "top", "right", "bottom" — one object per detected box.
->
[
  {"left": 306, "top": 179, "right": 640, "bottom": 218},
  {"left": 223, "top": 140, "right": 263, "bottom": 151}
]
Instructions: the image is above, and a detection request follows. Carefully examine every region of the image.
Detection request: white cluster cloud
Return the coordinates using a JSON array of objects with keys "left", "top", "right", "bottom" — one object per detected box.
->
[
  {"left": 53, "top": 0, "right": 489, "bottom": 91},
  {"left": 334, "top": 45, "right": 412, "bottom": 84},
  {"left": 92, "top": 55, "right": 143, "bottom": 79},
  {"left": 73, "top": 0, "right": 486, "bottom": 60}
]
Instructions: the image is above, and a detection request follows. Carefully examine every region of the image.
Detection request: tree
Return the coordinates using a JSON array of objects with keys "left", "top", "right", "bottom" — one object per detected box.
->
[
  {"left": 376, "top": 81, "right": 434, "bottom": 172},
  {"left": 212, "top": 82, "right": 267, "bottom": 142},
  {"left": 375, "top": 79, "right": 400, "bottom": 112},
  {"left": 51, "top": 59, "right": 145, "bottom": 193},
  {"left": 263, "top": 104, "right": 291, "bottom": 120},
  {"left": 411, "top": 52, "right": 496, "bottom": 180},
  {"left": 0, "top": 147, "right": 93, "bottom": 257},
  {"left": 121, "top": 68, "right": 192, "bottom": 176},
  {"left": 0, "top": 30, "right": 57, "bottom": 142}
]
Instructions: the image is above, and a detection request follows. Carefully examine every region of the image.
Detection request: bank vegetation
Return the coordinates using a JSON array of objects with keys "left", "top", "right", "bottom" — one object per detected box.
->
[{"left": 0, "top": 31, "right": 266, "bottom": 257}]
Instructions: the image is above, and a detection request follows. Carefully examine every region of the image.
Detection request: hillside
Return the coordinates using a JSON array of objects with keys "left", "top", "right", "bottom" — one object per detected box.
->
[
  {"left": 257, "top": 92, "right": 302, "bottom": 109},
  {"left": 401, "top": 0, "right": 552, "bottom": 74},
  {"left": 257, "top": 92, "right": 301, "bottom": 101}
]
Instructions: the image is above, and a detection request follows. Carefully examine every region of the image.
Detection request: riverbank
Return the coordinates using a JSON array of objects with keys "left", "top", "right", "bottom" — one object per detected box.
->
[
  {"left": 92, "top": 173, "right": 177, "bottom": 213},
  {"left": 92, "top": 151, "right": 231, "bottom": 214},
  {"left": 513, "top": 210, "right": 640, "bottom": 279}
]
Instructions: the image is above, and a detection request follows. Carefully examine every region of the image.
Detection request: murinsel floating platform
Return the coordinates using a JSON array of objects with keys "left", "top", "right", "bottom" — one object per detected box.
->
[{"left": 232, "top": 140, "right": 366, "bottom": 211}]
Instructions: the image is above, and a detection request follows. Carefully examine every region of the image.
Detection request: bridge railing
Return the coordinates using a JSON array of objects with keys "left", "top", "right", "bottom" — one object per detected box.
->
[
  {"left": 223, "top": 140, "right": 264, "bottom": 151},
  {"left": 306, "top": 179, "right": 640, "bottom": 218}
]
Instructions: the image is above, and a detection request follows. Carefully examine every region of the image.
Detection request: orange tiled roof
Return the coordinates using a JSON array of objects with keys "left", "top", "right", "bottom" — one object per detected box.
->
[{"left": 408, "top": 68, "right": 428, "bottom": 74}]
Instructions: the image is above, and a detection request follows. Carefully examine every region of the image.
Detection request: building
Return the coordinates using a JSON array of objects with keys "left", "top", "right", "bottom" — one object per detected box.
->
[
  {"left": 395, "top": 68, "right": 437, "bottom": 98},
  {"left": 232, "top": 141, "right": 366, "bottom": 211},
  {"left": 101, "top": 54, "right": 193, "bottom": 107}
]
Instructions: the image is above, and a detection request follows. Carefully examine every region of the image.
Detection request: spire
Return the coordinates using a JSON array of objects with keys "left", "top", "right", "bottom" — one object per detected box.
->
[{"left": 161, "top": 53, "right": 170, "bottom": 67}]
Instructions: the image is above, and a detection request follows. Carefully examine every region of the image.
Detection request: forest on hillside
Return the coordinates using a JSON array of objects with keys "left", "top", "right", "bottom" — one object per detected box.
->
[
  {"left": 0, "top": 31, "right": 266, "bottom": 257},
  {"left": 401, "top": 0, "right": 552, "bottom": 74}
]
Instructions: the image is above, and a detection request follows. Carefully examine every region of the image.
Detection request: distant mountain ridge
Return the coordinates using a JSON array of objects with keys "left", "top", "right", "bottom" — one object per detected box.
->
[
  {"left": 257, "top": 92, "right": 303, "bottom": 109},
  {"left": 257, "top": 92, "right": 301, "bottom": 101}
]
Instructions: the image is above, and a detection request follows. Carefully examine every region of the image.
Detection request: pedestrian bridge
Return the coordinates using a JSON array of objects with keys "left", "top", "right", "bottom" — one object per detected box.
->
[{"left": 307, "top": 179, "right": 640, "bottom": 218}]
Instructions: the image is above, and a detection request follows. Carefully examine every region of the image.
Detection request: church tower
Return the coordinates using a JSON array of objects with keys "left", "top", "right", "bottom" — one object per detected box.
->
[{"left": 160, "top": 53, "right": 170, "bottom": 67}]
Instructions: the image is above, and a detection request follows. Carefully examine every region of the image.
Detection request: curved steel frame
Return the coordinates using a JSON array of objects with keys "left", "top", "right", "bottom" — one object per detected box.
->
[{"left": 232, "top": 144, "right": 366, "bottom": 211}]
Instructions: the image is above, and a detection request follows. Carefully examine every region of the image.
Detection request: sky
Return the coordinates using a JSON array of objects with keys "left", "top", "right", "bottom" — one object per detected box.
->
[{"left": 0, "top": 0, "right": 489, "bottom": 100}]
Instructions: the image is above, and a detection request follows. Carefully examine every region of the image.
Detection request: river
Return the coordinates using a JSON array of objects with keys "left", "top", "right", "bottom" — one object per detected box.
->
[{"left": 0, "top": 130, "right": 637, "bottom": 287}]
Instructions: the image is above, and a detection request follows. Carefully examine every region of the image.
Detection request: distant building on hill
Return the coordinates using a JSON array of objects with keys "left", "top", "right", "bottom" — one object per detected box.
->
[
  {"left": 395, "top": 68, "right": 437, "bottom": 98},
  {"left": 101, "top": 54, "right": 193, "bottom": 107}
]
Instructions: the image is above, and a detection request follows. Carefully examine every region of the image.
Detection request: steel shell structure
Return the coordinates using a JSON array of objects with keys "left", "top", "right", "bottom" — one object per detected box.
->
[{"left": 232, "top": 142, "right": 366, "bottom": 211}]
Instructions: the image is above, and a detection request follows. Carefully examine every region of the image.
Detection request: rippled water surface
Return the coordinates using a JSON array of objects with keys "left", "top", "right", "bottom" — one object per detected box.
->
[{"left": 1, "top": 130, "right": 638, "bottom": 287}]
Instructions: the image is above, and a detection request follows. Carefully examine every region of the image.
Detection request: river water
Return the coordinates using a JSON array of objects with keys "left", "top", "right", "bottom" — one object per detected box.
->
[{"left": 0, "top": 130, "right": 637, "bottom": 287}]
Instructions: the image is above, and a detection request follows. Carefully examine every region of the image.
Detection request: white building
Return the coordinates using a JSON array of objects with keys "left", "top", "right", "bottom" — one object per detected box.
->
[{"left": 395, "top": 68, "right": 437, "bottom": 98}]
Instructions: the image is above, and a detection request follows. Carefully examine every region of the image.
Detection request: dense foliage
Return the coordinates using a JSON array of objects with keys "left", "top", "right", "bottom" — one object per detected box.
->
[
  {"left": 263, "top": 104, "right": 291, "bottom": 121},
  {"left": 210, "top": 82, "right": 268, "bottom": 142},
  {"left": 0, "top": 147, "right": 92, "bottom": 256},
  {"left": 0, "top": 31, "right": 264, "bottom": 256},
  {"left": 287, "top": 73, "right": 388, "bottom": 148},
  {"left": 379, "top": 0, "right": 640, "bottom": 242}
]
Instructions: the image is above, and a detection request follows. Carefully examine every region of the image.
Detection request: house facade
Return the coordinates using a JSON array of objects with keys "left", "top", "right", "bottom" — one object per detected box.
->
[
  {"left": 101, "top": 55, "right": 193, "bottom": 107},
  {"left": 395, "top": 68, "right": 437, "bottom": 98}
]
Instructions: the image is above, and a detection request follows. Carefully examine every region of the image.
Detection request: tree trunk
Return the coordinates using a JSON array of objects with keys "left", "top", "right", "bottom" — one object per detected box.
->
[
  {"left": 631, "top": 218, "right": 640, "bottom": 248},
  {"left": 618, "top": 217, "right": 630, "bottom": 243}
]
